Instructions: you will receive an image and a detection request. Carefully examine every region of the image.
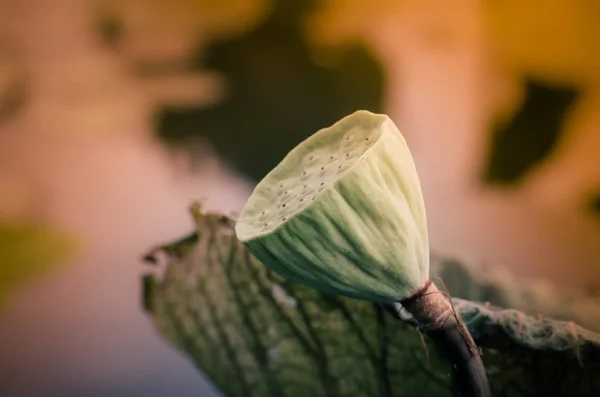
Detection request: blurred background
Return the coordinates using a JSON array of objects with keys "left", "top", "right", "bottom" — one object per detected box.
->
[{"left": 0, "top": 0, "right": 598, "bottom": 396}]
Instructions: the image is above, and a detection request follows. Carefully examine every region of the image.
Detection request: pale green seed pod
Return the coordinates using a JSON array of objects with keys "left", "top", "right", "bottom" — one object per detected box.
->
[{"left": 235, "top": 110, "right": 429, "bottom": 303}]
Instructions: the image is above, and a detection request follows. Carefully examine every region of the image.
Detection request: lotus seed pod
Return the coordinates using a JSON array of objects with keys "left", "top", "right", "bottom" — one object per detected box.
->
[{"left": 235, "top": 110, "right": 429, "bottom": 303}]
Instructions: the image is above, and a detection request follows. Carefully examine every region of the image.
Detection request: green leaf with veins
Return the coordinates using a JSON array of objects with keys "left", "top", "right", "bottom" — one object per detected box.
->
[{"left": 142, "top": 208, "right": 600, "bottom": 397}]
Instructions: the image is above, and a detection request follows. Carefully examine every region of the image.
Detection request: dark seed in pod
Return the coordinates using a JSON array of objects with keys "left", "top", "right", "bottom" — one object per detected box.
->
[
  {"left": 346, "top": 153, "right": 349, "bottom": 157},
  {"left": 285, "top": 191, "right": 288, "bottom": 194},
  {"left": 264, "top": 223, "right": 268, "bottom": 226},
  {"left": 312, "top": 197, "right": 315, "bottom": 200},
  {"left": 330, "top": 156, "right": 333, "bottom": 159},
  {"left": 303, "top": 172, "right": 306, "bottom": 175},
  {"left": 366, "top": 138, "right": 369, "bottom": 141},
  {"left": 320, "top": 182, "right": 324, "bottom": 186},
  {"left": 310, "top": 156, "right": 313, "bottom": 160},
  {"left": 300, "top": 199, "right": 304, "bottom": 202},
  {"left": 282, "top": 204, "right": 286, "bottom": 207},
  {"left": 321, "top": 167, "right": 324, "bottom": 170},
  {"left": 283, "top": 217, "right": 287, "bottom": 221},
  {"left": 304, "top": 185, "right": 307, "bottom": 188}
]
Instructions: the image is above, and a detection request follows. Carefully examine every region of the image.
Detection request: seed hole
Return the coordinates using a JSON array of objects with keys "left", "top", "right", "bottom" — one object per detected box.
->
[
  {"left": 304, "top": 185, "right": 307, "bottom": 188},
  {"left": 330, "top": 156, "right": 334, "bottom": 160},
  {"left": 310, "top": 156, "right": 314, "bottom": 160},
  {"left": 264, "top": 223, "right": 268, "bottom": 226},
  {"left": 320, "top": 167, "right": 324, "bottom": 170},
  {"left": 303, "top": 172, "right": 306, "bottom": 175},
  {"left": 365, "top": 138, "right": 369, "bottom": 141},
  {"left": 285, "top": 191, "right": 288, "bottom": 195},
  {"left": 283, "top": 204, "right": 286, "bottom": 207},
  {"left": 346, "top": 153, "right": 349, "bottom": 157}
]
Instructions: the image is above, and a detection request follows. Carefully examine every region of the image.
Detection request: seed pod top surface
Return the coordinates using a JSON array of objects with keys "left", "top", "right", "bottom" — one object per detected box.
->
[{"left": 235, "top": 110, "right": 429, "bottom": 302}]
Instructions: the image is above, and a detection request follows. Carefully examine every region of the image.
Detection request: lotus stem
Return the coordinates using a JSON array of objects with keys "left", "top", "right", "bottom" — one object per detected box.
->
[{"left": 400, "top": 280, "right": 492, "bottom": 397}]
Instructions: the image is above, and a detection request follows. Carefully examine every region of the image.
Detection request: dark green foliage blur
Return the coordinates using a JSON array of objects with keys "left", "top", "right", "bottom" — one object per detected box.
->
[
  {"left": 590, "top": 194, "right": 600, "bottom": 217},
  {"left": 155, "top": 0, "right": 384, "bottom": 181},
  {"left": 151, "top": 0, "right": 585, "bottom": 189},
  {"left": 483, "top": 79, "right": 579, "bottom": 184},
  {"left": 0, "top": 221, "right": 74, "bottom": 306}
]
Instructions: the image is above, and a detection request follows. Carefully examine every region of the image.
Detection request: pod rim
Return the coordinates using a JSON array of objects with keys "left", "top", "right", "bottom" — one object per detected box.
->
[{"left": 235, "top": 110, "right": 391, "bottom": 242}]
